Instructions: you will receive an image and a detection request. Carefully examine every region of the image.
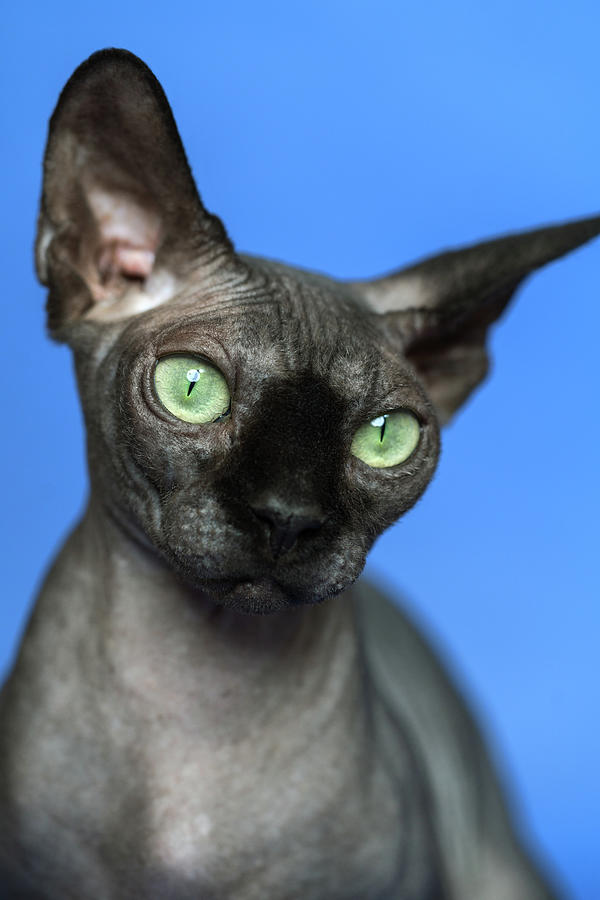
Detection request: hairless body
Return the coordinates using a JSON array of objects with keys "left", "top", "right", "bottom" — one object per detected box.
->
[{"left": 1, "top": 49, "right": 598, "bottom": 899}]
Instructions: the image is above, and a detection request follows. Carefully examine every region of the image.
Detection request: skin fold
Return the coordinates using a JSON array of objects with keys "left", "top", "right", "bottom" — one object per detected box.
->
[{"left": 0, "top": 48, "right": 598, "bottom": 899}]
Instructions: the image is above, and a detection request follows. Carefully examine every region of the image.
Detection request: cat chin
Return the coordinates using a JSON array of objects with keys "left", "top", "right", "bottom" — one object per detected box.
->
[
  {"left": 184, "top": 574, "right": 341, "bottom": 615},
  {"left": 219, "top": 582, "right": 315, "bottom": 615}
]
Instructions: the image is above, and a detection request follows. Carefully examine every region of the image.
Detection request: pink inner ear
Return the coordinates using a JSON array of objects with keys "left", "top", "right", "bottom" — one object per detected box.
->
[
  {"left": 87, "top": 185, "right": 161, "bottom": 288},
  {"left": 97, "top": 243, "right": 155, "bottom": 281}
]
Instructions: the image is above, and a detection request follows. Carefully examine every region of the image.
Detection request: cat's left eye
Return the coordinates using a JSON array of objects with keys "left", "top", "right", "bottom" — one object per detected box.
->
[
  {"left": 154, "top": 354, "right": 231, "bottom": 424},
  {"left": 351, "top": 410, "right": 420, "bottom": 468}
]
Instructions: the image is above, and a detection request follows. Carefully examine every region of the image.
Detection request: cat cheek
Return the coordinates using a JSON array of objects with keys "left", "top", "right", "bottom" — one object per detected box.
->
[{"left": 160, "top": 494, "right": 243, "bottom": 554}]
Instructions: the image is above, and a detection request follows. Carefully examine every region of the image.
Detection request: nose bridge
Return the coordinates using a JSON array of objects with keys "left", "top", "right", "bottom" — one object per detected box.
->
[
  {"left": 243, "top": 375, "right": 342, "bottom": 500},
  {"left": 225, "top": 376, "right": 341, "bottom": 525}
]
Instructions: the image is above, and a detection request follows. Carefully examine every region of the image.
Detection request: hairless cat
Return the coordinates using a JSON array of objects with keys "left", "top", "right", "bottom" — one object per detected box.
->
[{"left": 0, "top": 49, "right": 597, "bottom": 899}]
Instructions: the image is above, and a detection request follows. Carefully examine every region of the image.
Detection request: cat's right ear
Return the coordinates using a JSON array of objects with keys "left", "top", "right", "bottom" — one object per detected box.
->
[{"left": 36, "top": 49, "right": 234, "bottom": 337}]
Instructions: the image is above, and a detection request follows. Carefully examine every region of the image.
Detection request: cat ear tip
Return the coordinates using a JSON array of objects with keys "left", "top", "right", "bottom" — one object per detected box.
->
[
  {"left": 558, "top": 211, "right": 600, "bottom": 237},
  {"left": 60, "top": 48, "right": 156, "bottom": 100},
  {"left": 586, "top": 212, "right": 600, "bottom": 234},
  {"left": 80, "top": 47, "right": 149, "bottom": 70}
]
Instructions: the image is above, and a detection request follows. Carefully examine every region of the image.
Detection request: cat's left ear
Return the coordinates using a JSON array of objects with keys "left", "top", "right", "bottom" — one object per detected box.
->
[
  {"left": 36, "top": 49, "right": 234, "bottom": 336},
  {"left": 354, "top": 216, "right": 600, "bottom": 423}
]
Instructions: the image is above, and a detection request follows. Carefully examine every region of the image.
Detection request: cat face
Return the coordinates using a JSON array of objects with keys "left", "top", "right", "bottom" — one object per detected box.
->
[
  {"left": 37, "top": 49, "right": 600, "bottom": 612},
  {"left": 74, "top": 261, "right": 439, "bottom": 612}
]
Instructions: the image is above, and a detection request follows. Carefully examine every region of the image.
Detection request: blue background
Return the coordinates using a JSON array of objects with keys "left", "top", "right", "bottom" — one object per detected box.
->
[{"left": 2, "top": 3, "right": 598, "bottom": 897}]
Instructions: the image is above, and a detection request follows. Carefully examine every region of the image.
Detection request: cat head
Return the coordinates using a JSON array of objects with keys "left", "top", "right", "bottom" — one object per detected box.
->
[{"left": 35, "top": 49, "right": 600, "bottom": 613}]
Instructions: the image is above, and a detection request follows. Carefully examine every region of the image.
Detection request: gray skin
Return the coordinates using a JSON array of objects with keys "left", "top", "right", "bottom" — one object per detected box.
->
[{"left": 0, "top": 49, "right": 598, "bottom": 899}]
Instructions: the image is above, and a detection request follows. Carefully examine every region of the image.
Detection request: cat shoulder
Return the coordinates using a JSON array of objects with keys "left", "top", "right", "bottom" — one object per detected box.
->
[{"left": 352, "top": 580, "right": 555, "bottom": 898}]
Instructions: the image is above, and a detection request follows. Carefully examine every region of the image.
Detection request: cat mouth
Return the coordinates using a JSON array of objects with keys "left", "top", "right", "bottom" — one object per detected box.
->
[
  {"left": 192, "top": 572, "right": 341, "bottom": 614},
  {"left": 198, "top": 576, "right": 306, "bottom": 614},
  {"left": 162, "top": 531, "right": 364, "bottom": 612}
]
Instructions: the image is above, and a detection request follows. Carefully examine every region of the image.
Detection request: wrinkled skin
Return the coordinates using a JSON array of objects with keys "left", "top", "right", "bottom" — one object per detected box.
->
[{"left": 1, "top": 48, "right": 598, "bottom": 898}]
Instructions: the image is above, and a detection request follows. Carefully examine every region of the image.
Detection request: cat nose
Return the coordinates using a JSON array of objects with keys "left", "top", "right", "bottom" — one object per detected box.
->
[{"left": 249, "top": 496, "right": 327, "bottom": 558}]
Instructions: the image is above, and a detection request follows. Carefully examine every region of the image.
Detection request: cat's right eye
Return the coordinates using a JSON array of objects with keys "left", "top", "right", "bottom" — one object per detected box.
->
[{"left": 154, "top": 355, "right": 231, "bottom": 424}]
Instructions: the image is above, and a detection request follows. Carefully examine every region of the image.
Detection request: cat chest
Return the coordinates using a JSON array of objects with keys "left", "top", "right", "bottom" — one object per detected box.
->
[{"left": 140, "top": 737, "right": 423, "bottom": 899}]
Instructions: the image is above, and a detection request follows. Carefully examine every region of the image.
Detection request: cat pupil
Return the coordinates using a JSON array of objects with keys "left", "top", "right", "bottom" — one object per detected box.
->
[
  {"left": 186, "top": 368, "right": 201, "bottom": 397},
  {"left": 370, "top": 414, "right": 387, "bottom": 443}
]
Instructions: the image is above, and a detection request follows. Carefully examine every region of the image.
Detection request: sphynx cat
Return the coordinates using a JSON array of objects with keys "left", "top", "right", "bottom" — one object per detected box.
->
[{"left": 1, "top": 49, "right": 597, "bottom": 899}]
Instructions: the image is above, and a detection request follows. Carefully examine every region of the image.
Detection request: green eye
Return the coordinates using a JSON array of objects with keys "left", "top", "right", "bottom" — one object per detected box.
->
[
  {"left": 154, "top": 355, "right": 231, "bottom": 424},
  {"left": 351, "top": 410, "right": 420, "bottom": 468}
]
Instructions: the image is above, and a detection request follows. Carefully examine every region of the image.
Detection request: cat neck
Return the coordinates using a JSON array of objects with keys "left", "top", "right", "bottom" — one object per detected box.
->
[{"left": 46, "top": 500, "right": 365, "bottom": 740}]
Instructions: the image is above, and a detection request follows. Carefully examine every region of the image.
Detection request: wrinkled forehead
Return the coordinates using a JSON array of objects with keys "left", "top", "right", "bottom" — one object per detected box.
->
[{"left": 151, "top": 275, "right": 415, "bottom": 401}]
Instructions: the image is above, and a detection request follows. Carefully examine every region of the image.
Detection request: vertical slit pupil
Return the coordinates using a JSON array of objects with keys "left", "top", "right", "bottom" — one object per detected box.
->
[{"left": 186, "top": 368, "right": 201, "bottom": 397}]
